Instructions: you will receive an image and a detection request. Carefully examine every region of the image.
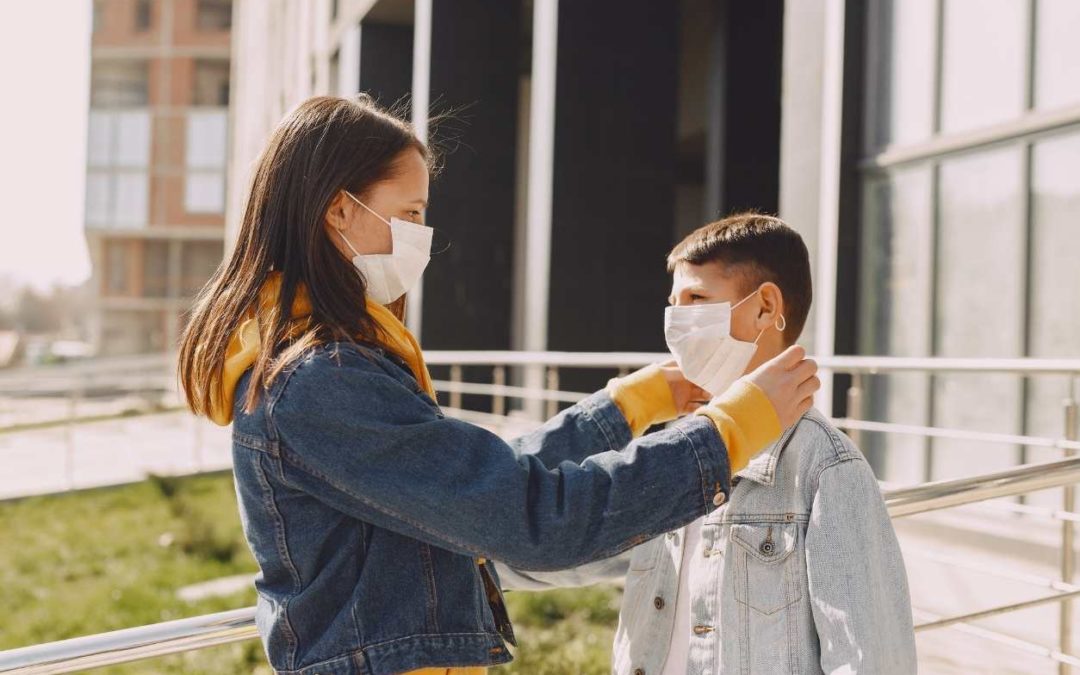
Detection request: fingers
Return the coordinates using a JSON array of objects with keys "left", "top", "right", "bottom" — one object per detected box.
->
[
  {"left": 796, "top": 375, "right": 821, "bottom": 399},
  {"left": 795, "top": 395, "right": 814, "bottom": 417},
  {"left": 790, "top": 358, "right": 818, "bottom": 384},
  {"left": 775, "top": 344, "right": 806, "bottom": 369}
]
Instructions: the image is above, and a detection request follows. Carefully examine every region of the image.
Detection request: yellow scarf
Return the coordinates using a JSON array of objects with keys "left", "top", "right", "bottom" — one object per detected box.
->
[{"left": 206, "top": 272, "right": 434, "bottom": 426}]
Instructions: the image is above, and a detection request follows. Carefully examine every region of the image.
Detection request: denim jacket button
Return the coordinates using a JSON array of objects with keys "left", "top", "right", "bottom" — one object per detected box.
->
[
  {"left": 760, "top": 540, "right": 776, "bottom": 555},
  {"left": 653, "top": 596, "right": 665, "bottom": 610},
  {"left": 712, "top": 491, "right": 727, "bottom": 507}
]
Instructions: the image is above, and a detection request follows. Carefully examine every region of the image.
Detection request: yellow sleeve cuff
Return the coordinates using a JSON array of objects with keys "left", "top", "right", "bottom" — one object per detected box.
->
[
  {"left": 606, "top": 364, "right": 679, "bottom": 438},
  {"left": 695, "top": 380, "right": 782, "bottom": 474}
]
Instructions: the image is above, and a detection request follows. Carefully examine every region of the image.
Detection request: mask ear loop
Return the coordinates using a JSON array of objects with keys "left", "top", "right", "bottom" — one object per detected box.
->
[
  {"left": 344, "top": 191, "right": 392, "bottom": 226},
  {"left": 335, "top": 226, "right": 361, "bottom": 258},
  {"left": 344, "top": 190, "right": 454, "bottom": 256},
  {"left": 336, "top": 191, "right": 390, "bottom": 258}
]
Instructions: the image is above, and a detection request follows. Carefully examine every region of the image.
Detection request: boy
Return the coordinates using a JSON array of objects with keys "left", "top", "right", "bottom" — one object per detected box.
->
[{"left": 501, "top": 213, "right": 916, "bottom": 674}]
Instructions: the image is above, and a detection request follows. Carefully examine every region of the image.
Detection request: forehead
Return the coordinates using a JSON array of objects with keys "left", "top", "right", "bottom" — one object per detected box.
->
[
  {"left": 372, "top": 148, "right": 429, "bottom": 198},
  {"left": 671, "top": 261, "right": 743, "bottom": 297}
]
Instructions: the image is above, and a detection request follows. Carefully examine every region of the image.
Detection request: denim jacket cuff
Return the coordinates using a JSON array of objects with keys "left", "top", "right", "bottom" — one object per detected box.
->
[
  {"left": 673, "top": 414, "right": 733, "bottom": 512},
  {"left": 576, "top": 391, "right": 634, "bottom": 452}
]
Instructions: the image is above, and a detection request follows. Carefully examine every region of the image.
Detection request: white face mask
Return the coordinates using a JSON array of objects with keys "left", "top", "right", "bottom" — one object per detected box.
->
[
  {"left": 663, "top": 289, "right": 786, "bottom": 397},
  {"left": 339, "top": 192, "right": 433, "bottom": 305}
]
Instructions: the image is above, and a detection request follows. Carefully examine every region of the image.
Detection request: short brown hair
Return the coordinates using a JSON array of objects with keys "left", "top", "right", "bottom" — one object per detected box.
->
[{"left": 667, "top": 212, "right": 812, "bottom": 344}]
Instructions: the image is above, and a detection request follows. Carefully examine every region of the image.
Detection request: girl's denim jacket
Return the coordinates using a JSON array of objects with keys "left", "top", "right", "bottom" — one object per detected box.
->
[{"left": 230, "top": 342, "right": 735, "bottom": 675}]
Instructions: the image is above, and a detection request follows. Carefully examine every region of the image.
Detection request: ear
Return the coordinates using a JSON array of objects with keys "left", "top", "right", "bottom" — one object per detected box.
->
[
  {"left": 756, "top": 281, "right": 785, "bottom": 331},
  {"left": 324, "top": 191, "right": 351, "bottom": 233}
]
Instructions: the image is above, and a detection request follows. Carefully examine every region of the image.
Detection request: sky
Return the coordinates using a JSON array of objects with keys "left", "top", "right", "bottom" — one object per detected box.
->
[{"left": 0, "top": 2, "right": 92, "bottom": 292}]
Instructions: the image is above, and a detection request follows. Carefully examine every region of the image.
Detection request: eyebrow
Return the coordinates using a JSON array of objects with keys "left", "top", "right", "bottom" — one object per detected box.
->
[{"left": 412, "top": 198, "right": 429, "bottom": 208}]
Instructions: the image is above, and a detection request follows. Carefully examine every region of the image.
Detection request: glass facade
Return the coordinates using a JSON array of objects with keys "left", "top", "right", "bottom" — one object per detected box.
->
[
  {"left": 184, "top": 110, "right": 228, "bottom": 214},
  {"left": 859, "top": 0, "right": 1080, "bottom": 487}
]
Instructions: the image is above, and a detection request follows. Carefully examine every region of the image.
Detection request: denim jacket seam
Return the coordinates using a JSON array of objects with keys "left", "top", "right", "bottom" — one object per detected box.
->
[
  {"left": 275, "top": 647, "right": 368, "bottom": 675},
  {"left": 801, "top": 414, "right": 856, "bottom": 462},
  {"left": 266, "top": 355, "right": 310, "bottom": 443},
  {"left": 810, "top": 455, "right": 859, "bottom": 498},
  {"left": 578, "top": 393, "right": 630, "bottom": 452},
  {"left": 252, "top": 452, "right": 302, "bottom": 667},
  {"left": 673, "top": 423, "right": 713, "bottom": 512},
  {"left": 419, "top": 543, "right": 440, "bottom": 632},
  {"left": 366, "top": 630, "right": 501, "bottom": 650},
  {"left": 679, "top": 417, "right": 729, "bottom": 511}
]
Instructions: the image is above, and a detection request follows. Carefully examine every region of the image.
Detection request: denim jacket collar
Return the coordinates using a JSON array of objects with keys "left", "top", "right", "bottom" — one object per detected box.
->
[{"left": 734, "top": 416, "right": 803, "bottom": 486}]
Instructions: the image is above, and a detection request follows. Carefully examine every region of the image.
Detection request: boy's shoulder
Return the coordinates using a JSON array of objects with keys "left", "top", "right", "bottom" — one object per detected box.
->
[{"left": 776, "top": 407, "right": 869, "bottom": 481}]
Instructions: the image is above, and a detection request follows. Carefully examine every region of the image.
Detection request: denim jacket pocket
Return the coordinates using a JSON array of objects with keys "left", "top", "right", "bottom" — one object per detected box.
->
[{"left": 731, "top": 522, "right": 801, "bottom": 615}]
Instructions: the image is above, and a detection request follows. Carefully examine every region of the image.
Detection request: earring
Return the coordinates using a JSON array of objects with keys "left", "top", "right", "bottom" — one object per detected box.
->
[{"left": 775, "top": 315, "right": 787, "bottom": 332}]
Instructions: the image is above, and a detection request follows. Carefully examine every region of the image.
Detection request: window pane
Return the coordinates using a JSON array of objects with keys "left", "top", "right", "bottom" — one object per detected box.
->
[
  {"left": 91, "top": 61, "right": 150, "bottom": 107},
  {"left": 181, "top": 241, "right": 224, "bottom": 296},
  {"left": 85, "top": 173, "right": 110, "bottom": 226},
  {"left": 864, "top": 0, "right": 936, "bottom": 150},
  {"left": 932, "top": 146, "right": 1026, "bottom": 480},
  {"left": 193, "top": 59, "right": 230, "bottom": 106},
  {"left": 1035, "top": 0, "right": 1080, "bottom": 110},
  {"left": 940, "top": 0, "right": 1028, "bottom": 134},
  {"left": 1026, "top": 131, "right": 1080, "bottom": 503},
  {"left": 106, "top": 241, "right": 130, "bottom": 295},
  {"left": 196, "top": 0, "right": 232, "bottom": 31},
  {"left": 143, "top": 242, "right": 170, "bottom": 297},
  {"left": 135, "top": 0, "right": 153, "bottom": 31},
  {"left": 113, "top": 173, "right": 149, "bottom": 227},
  {"left": 93, "top": 0, "right": 104, "bottom": 33},
  {"left": 113, "top": 111, "right": 151, "bottom": 168},
  {"left": 87, "top": 112, "right": 113, "bottom": 167},
  {"left": 184, "top": 172, "right": 225, "bottom": 214},
  {"left": 186, "top": 111, "right": 227, "bottom": 169},
  {"left": 859, "top": 166, "right": 933, "bottom": 483}
]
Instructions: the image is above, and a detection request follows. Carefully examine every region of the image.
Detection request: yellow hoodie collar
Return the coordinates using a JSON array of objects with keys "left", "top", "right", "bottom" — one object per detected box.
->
[{"left": 208, "top": 272, "right": 434, "bottom": 426}]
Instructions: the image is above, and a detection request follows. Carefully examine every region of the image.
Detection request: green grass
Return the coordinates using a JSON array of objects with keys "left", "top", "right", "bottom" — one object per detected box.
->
[{"left": 0, "top": 473, "right": 619, "bottom": 674}]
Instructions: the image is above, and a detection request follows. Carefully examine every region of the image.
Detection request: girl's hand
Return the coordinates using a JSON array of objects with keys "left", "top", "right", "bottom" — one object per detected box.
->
[
  {"left": 657, "top": 359, "right": 711, "bottom": 415},
  {"left": 741, "top": 345, "right": 819, "bottom": 428}
]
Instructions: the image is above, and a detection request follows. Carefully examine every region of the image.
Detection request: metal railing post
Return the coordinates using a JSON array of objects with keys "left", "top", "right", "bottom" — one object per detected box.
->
[
  {"left": 449, "top": 365, "right": 463, "bottom": 410},
  {"left": 492, "top": 366, "right": 506, "bottom": 417},
  {"left": 64, "top": 380, "right": 82, "bottom": 492},
  {"left": 1061, "top": 378, "right": 1079, "bottom": 675},
  {"left": 845, "top": 372, "right": 864, "bottom": 448},
  {"left": 545, "top": 367, "right": 559, "bottom": 419}
]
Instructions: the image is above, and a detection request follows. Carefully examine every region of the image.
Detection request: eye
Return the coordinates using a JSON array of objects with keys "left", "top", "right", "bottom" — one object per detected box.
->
[{"left": 689, "top": 293, "right": 706, "bottom": 302}]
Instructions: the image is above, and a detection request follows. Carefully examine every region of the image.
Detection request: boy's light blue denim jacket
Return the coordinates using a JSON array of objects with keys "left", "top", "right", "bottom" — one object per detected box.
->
[
  {"left": 500, "top": 409, "right": 917, "bottom": 675},
  {"left": 230, "top": 342, "right": 737, "bottom": 675}
]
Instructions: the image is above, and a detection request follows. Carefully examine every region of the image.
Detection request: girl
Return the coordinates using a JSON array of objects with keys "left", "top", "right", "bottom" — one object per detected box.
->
[{"left": 178, "top": 95, "right": 817, "bottom": 675}]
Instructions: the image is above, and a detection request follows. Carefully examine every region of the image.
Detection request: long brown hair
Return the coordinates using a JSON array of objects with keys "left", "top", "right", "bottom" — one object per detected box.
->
[{"left": 178, "top": 95, "right": 428, "bottom": 417}]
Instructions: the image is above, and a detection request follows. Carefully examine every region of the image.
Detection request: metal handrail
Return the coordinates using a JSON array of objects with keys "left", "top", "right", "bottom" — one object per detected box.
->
[
  {"left": 0, "top": 609, "right": 256, "bottom": 675},
  {"left": 4, "top": 454, "right": 1080, "bottom": 674},
  {"left": 422, "top": 350, "right": 1080, "bottom": 375}
]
